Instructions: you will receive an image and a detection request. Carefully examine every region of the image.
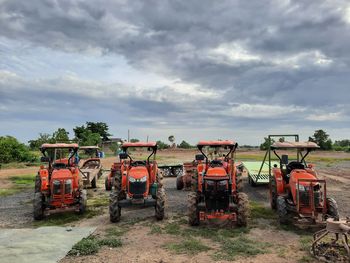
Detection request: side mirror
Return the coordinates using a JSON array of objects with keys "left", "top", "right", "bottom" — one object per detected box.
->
[
  {"left": 119, "top": 153, "right": 128, "bottom": 160},
  {"left": 40, "top": 156, "right": 50, "bottom": 163},
  {"left": 281, "top": 154, "right": 288, "bottom": 165},
  {"left": 195, "top": 154, "right": 205, "bottom": 161}
]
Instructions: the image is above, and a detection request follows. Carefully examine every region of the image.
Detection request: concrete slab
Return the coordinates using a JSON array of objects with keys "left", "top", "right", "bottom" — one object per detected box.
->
[{"left": 0, "top": 226, "right": 96, "bottom": 263}]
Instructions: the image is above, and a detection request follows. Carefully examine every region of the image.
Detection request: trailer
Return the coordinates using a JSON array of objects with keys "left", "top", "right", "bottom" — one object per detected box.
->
[
  {"left": 247, "top": 134, "right": 299, "bottom": 186},
  {"left": 158, "top": 164, "right": 183, "bottom": 177},
  {"left": 79, "top": 146, "right": 103, "bottom": 188}
]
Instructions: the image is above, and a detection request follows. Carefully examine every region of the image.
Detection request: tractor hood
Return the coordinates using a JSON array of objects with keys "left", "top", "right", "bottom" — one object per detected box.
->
[
  {"left": 128, "top": 166, "right": 149, "bottom": 179},
  {"left": 290, "top": 169, "right": 318, "bottom": 186},
  {"left": 52, "top": 169, "right": 73, "bottom": 180},
  {"left": 205, "top": 167, "right": 227, "bottom": 178}
]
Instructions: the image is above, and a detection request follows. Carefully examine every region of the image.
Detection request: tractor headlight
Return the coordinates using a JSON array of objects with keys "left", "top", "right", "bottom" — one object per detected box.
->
[
  {"left": 129, "top": 177, "right": 136, "bottom": 183},
  {"left": 139, "top": 176, "right": 147, "bottom": 182},
  {"left": 218, "top": 180, "right": 227, "bottom": 186}
]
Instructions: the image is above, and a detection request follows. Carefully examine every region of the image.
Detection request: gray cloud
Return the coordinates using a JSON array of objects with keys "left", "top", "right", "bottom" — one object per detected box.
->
[{"left": 0, "top": 0, "right": 349, "bottom": 144}]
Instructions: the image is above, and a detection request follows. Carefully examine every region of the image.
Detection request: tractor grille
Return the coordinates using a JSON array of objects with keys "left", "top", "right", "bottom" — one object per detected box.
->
[
  {"left": 129, "top": 181, "right": 147, "bottom": 197},
  {"left": 300, "top": 191, "right": 321, "bottom": 206}
]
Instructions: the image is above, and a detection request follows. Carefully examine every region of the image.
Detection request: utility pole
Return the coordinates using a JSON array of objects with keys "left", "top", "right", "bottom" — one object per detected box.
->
[
  {"left": 146, "top": 135, "right": 149, "bottom": 142},
  {"left": 128, "top": 129, "right": 130, "bottom": 142}
]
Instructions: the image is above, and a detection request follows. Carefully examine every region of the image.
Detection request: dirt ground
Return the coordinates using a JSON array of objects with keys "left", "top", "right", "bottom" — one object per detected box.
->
[{"left": 0, "top": 148, "right": 350, "bottom": 262}]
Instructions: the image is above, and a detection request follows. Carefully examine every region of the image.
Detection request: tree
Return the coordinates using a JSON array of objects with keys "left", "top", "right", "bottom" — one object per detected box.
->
[
  {"left": 260, "top": 137, "right": 275, "bottom": 150},
  {"left": 309, "top": 129, "right": 332, "bottom": 150},
  {"left": 52, "top": 128, "right": 69, "bottom": 142},
  {"left": 130, "top": 138, "right": 140, "bottom": 143},
  {"left": 156, "top": 140, "right": 170, "bottom": 150},
  {"left": 78, "top": 130, "right": 101, "bottom": 146},
  {"left": 74, "top": 122, "right": 111, "bottom": 142},
  {"left": 0, "top": 136, "right": 35, "bottom": 163},
  {"left": 178, "top": 140, "right": 192, "bottom": 149},
  {"left": 28, "top": 133, "right": 53, "bottom": 150}
]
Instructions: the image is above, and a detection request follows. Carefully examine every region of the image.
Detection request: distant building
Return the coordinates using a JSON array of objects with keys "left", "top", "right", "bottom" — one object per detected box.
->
[{"left": 101, "top": 138, "right": 123, "bottom": 152}]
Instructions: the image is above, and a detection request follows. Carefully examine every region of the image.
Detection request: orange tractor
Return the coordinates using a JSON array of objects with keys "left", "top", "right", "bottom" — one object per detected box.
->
[
  {"left": 188, "top": 140, "right": 249, "bottom": 226},
  {"left": 109, "top": 142, "right": 165, "bottom": 222},
  {"left": 269, "top": 141, "right": 339, "bottom": 224},
  {"left": 34, "top": 143, "right": 87, "bottom": 220}
]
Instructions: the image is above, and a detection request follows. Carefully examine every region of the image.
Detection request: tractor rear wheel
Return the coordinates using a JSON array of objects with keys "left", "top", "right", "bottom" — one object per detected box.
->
[
  {"left": 105, "top": 176, "right": 112, "bottom": 191},
  {"left": 237, "top": 192, "right": 249, "bottom": 227},
  {"left": 326, "top": 197, "right": 339, "bottom": 221},
  {"left": 270, "top": 177, "right": 277, "bottom": 210},
  {"left": 77, "top": 190, "right": 87, "bottom": 214},
  {"left": 277, "top": 196, "right": 289, "bottom": 224},
  {"left": 109, "top": 192, "right": 121, "bottom": 222},
  {"left": 248, "top": 176, "right": 256, "bottom": 187},
  {"left": 33, "top": 192, "right": 44, "bottom": 220},
  {"left": 155, "top": 187, "right": 165, "bottom": 220},
  {"left": 188, "top": 192, "right": 199, "bottom": 226},
  {"left": 176, "top": 175, "right": 184, "bottom": 190},
  {"left": 34, "top": 175, "right": 41, "bottom": 193},
  {"left": 91, "top": 176, "right": 97, "bottom": 188}
]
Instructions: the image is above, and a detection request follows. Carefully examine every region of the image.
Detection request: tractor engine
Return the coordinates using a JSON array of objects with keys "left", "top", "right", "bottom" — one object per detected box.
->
[
  {"left": 203, "top": 178, "right": 230, "bottom": 211},
  {"left": 50, "top": 169, "right": 76, "bottom": 205}
]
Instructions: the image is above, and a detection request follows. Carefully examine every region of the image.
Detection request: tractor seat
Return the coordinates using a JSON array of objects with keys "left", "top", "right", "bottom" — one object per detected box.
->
[
  {"left": 52, "top": 163, "right": 67, "bottom": 169},
  {"left": 286, "top": 162, "right": 305, "bottom": 174},
  {"left": 210, "top": 160, "right": 223, "bottom": 167}
]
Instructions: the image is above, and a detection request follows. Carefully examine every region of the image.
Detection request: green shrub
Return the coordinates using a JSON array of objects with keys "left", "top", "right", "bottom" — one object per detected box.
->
[{"left": 0, "top": 136, "right": 35, "bottom": 163}]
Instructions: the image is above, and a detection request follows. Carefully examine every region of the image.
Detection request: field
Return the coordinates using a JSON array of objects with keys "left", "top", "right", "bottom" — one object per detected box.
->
[{"left": 0, "top": 148, "right": 350, "bottom": 263}]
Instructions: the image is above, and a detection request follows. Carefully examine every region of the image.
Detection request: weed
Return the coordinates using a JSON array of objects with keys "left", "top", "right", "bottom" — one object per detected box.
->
[
  {"left": 213, "top": 235, "right": 269, "bottom": 260},
  {"left": 165, "top": 238, "right": 210, "bottom": 255},
  {"left": 105, "top": 226, "right": 129, "bottom": 237},
  {"left": 87, "top": 196, "right": 109, "bottom": 207},
  {"left": 0, "top": 188, "right": 20, "bottom": 196},
  {"left": 68, "top": 236, "right": 122, "bottom": 256},
  {"left": 299, "top": 235, "right": 313, "bottom": 252},
  {"left": 149, "top": 225, "right": 162, "bottom": 234},
  {"left": 164, "top": 222, "right": 182, "bottom": 235}
]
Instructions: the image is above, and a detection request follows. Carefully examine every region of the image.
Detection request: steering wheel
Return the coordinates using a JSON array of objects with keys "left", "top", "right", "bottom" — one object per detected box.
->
[
  {"left": 210, "top": 160, "right": 223, "bottom": 167},
  {"left": 130, "top": 161, "right": 147, "bottom": 167}
]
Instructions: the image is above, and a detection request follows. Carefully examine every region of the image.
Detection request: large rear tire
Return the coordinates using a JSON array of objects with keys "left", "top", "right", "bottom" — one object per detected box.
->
[
  {"left": 188, "top": 192, "right": 199, "bottom": 226},
  {"left": 109, "top": 192, "right": 121, "bottom": 223},
  {"left": 91, "top": 176, "right": 97, "bottom": 189},
  {"left": 34, "top": 175, "right": 41, "bottom": 193},
  {"left": 237, "top": 192, "right": 249, "bottom": 227},
  {"left": 277, "top": 196, "right": 289, "bottom": 224},
  {"left": 33, "top": 192, "right": 44, "bottom": 220},
  {"left": 176, "top": 175, "right": 184, "bottom": 190},
  {"left": 105, "top": 176, "right": 112, "bottom": 191},
  {"left": 326, "top": 197, "right": 339, "bottom": 221},
  {"left": 270, "top": 177, "right": 277, "bottom": 210},
  {"left": 155, "top": 187, "right": 165, "bottom": 220},
  {"left": 77, "top": 189, "right": 87, "bottom": 214}
]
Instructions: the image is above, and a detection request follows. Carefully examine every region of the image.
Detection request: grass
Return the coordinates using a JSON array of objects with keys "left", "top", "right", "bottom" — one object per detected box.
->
[
  {"left": 0, "top": 174, "right": 36, "bottom": 196},
  {"left": 250, "top": 201, "right": 276, "bottom": 220},
  {"left": 68, "top": 235, "right": 122, "bottom": 256},
  {"left": 165, "top": 238, "right": 210, "bottom": 255},
  {"left": 299, "top": 235, "right": 313, "bottom": 252},
  {"left": 33, "top": 208, "right": 104, "bottom": 227},
  {"left": 149, "top": 224, "right": 162, "bottom": 234},
  {"left": 213, "top": 235, "right": 270, "bottom": 261},
  {"left": 105, "top": 226, "right": 129, "bottom": 237},
  {"left": 87, "top": 196, "right": 109, "bottom": 207}
]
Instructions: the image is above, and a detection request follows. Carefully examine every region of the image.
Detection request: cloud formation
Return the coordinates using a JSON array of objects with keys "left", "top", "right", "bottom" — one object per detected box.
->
[{"left": 0, "top": 0, "right": 349, "bottom": 144}]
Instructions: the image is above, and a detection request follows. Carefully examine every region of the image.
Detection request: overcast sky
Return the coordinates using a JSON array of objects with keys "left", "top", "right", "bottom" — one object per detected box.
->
[{"left": 1, "top": 0, "right": 349, "bottom": 145}]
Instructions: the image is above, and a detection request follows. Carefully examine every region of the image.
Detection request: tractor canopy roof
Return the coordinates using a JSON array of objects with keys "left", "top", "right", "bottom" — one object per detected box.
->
[
  {"left": 79, "top": 146, "right": 99, "bottom": 150},
  {"left": 271, "top": 141, "right": 319, "bottom": 150},
  {"left": 122, "top": 142, "right": 157, "bottom": 148},
  {"left": 40, "top": 143, "right": 79, "bottom": 150},
  {"left": 197, "top": 140, "right": 236, "bottom": 147}
]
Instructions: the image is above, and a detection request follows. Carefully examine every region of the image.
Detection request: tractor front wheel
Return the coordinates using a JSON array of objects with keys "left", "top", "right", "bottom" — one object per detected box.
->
[
  {"left": 237, "top": 192, "right": 249, "bottom": 227},
  {"left": 176, "top": 175, "right": 184, "bottom": 190},
  {"left": 269, "top": 177, "right": 277, "bottom": 210},
  {"left": 277, "top": 196, "right": 289, "bottom": 224},
  {"left": 109, "top": 192, "right": 121, "bottom": 222},
  {"left": 188, "top": 192, "right": 199, "bottom": 226},
  {"left": 33, "top": 192, "right": 44, "bottom": 220},
  {"left": 326, "top": 197, "right": 339, "bottom": 221},
  {"left": 34, "top": 175, "right": 41, "bottom": 193},
  {"left": 155, "top": 187, "right": 165, "bottom": 220},
  {"left": 77, "top": 190, "right": 87, "bottom": 214}
]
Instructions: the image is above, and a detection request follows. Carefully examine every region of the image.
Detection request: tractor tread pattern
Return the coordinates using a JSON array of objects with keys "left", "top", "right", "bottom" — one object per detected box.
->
[
  {"left": 33, "top": 192, "right": 44, "bottom": 220},
  {"left": 237, "top": 192, "right": 249, "bottom": 227},
  {"left": 277, "top": 196, "right": 289, "bottom": 224},
  {"left": 188, "top": 191, "right": 199, "bottom": 226}
]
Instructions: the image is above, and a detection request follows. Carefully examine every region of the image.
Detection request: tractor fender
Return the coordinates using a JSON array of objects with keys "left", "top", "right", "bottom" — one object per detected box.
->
[{"left": 272, "top": 168, "right": 284, "bottom": 194}]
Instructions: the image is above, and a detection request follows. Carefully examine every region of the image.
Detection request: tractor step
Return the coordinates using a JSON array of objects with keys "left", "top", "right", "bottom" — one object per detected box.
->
[{"left": 119, "top": 198, "right": 156, "bottom": 208}]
